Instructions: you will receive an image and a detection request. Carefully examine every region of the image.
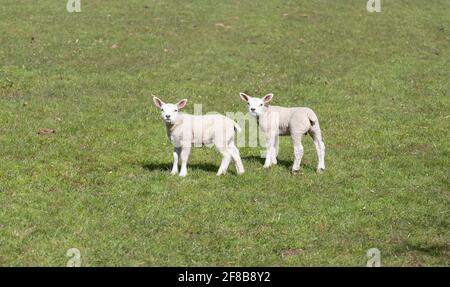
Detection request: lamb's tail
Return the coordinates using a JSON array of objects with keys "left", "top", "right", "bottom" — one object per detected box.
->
[
  {"left": 233, "top": 121, "right": 242, "bottom": 133},
  {"left": 306, "top": 108, "right": 319, "bottom": 126},
  {"left": 306, "top": 108, "right": 323, "bottom": 141}
]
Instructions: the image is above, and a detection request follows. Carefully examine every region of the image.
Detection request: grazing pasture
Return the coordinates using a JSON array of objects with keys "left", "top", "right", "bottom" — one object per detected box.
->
[{"left": 0, "top": 0, "right": 448, "bottom": 266}]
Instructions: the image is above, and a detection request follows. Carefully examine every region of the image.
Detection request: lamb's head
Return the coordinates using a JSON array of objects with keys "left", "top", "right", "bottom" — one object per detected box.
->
[
  {"left": 152, "top": 96, "right": 187, "bottom": 124},
  {"left": 239, "top": 92, "right": 273, "bottom": 117}
]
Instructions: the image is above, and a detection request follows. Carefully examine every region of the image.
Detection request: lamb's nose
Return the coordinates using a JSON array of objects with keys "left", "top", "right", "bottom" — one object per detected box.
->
[
  {"left": 165, "top": 115, "right": 171, "bottom": 119},
  {"left": 250, "top": 108, "right": 255, "bottom": 112}
]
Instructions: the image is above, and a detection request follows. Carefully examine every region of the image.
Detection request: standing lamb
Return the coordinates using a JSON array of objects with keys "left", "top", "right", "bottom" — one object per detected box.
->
[
  {"left": 239, "top": 92, "right": 325, "bottom": 173},
  {"left": 152, "top": 96, "right": 245, "bottom": 177}
]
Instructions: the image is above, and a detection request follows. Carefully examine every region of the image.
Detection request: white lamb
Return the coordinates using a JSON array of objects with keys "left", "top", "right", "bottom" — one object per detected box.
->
[
  {"left": 152, "top": 96, "right": 245, "bottom": 177},
  {"left": 239, "top": 92, "right": 325, "bottom": 173}
]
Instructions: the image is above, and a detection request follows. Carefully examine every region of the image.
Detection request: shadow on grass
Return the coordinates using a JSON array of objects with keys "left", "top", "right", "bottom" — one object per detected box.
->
[
  {"left": 392, "top": 241, "right": 450, "bottom": 265},
  {"left": 141, "top": 162, "right": 218, "bottom": 173},
  {"left": 241, "top": 155, "right": 316, "bottom": 172},
  {"left": 394, "top": 242, "right": 450, "bottom": 256}
]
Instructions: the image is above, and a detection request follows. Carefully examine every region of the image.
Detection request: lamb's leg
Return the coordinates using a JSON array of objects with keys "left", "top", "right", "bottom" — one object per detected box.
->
[
  {"left": 217, "top": 147, "right": 232, "bottom": 176},
  {"left": 271, "top": 135, "right": 278, "bottom": 165},
  {"left": 291, "top": 133, "right": 304, "bottom": 173},
  {"left": 309, "top": 125, "right": 325, "bottom": 173},
  {"left": 264, "top": 133, "right": 276, "bottom": 168},
  {"left": 229, "top": 142, "right": 245, "bottom": 175},
  {"left": 179, "top": 147, "right": 191, "bottom": 177},
  {"left": 313, "top": 140, "right": 325, "bottom": 173},
  {"left": 171, "top": 147, "right": 181, "bottom": 175}
]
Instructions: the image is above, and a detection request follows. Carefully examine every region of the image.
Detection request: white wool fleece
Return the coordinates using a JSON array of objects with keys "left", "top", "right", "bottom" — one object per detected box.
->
[
  {"left": 239, "top": 92, "right": 325, "bottom": 173},
  {"left": 153, "top": 96, "right": 244, "bottom": 177}
]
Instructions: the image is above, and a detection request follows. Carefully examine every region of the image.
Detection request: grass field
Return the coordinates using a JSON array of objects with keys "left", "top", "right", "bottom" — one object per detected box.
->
[{"left": 0, "top": 0, "right": 449, "bottom": 266}]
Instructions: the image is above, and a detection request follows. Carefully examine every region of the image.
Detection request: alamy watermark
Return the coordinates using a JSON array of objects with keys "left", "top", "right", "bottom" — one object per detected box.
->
[
  {"left": 367, "top": 0, "right": 381, "bottom": 13},
  {"left": 66, "top": 248, "right": 82, "bottom": 267},
  {"left": 366, "top": 248, "right": 381, "bottom": 267},
  {"left": 63, "top": 247, "right": 379, "bottom": 266},
  {"left": 67, "top": 0, "right": 81, "bottom": 13},
  {"left": 191, "top": 104, "right": 275, "bottom": 158},
  {"left": 66, "top": 0, "right": 381, "bottom": 14}
]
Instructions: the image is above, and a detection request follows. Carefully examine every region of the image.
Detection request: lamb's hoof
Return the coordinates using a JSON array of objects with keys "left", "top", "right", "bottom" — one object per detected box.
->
[
  {"left": 291, "top": 168, "right": 301, "bottom": 175},
  {"left": 263, "top": 165, "right": 271, "bottom": 169},
  {"left": 170, "top": 171, "right": 178, "bottom": 175},
  {"left": 179, "top": 172, "right": 187, "bottom": 177},
  {"left": 316, "top": 168, "right": 325, "bottom": 174},
  {"left": 237, "top": 170, "right": 245, "bottom": 175}
]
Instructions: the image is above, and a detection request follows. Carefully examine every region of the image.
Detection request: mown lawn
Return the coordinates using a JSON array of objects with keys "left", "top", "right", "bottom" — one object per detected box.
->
[{"left": 0, "top": 0, "right": 448, "bottom": 266}]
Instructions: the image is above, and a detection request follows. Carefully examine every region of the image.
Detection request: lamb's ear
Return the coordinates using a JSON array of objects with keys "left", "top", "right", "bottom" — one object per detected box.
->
[
  {"left": 263, "top": 93, "right": 273, "bottom": 104},
  {"left": 176, "top": 99, "right": 188, "bottom": 109},
  {"left": 152, "top": 96, "right": 164, "bottom": 108},
  {"left": 239, "top": 92, "right": 250, "bottom": 103}
]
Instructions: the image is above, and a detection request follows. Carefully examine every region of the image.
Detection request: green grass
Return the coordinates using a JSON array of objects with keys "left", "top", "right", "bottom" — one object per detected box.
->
[{"left": 0, "top": 0, "right": 449, "bottom": 266}]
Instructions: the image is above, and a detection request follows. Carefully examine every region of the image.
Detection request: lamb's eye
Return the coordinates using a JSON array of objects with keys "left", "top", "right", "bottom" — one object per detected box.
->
[
  {"left": 161, "top": 109, "right": 164, "bottom": 112},
  {"left": 247, "top": 103, "right": 250, "bottom": 106},
  {"left": 260, "top": 104, "right": 263, "bottom": 106},
  {"left": 174, "top": 110, "right": 178, "bottom": 112}
]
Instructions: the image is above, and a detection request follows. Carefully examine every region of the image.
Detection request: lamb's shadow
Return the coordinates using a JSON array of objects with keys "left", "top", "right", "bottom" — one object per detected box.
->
[
  {"left": 241, "top": 155, "right": 316, "bottom": 172},
  {"left": 141, "top": 162, "right": 218, "bottom": 173},
  {"left": 392, "top": 241, "right": 450, "bottom": 263}
]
